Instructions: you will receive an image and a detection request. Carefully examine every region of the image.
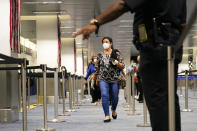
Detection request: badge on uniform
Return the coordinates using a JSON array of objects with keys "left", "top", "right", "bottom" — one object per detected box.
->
[{"left": 138, "top": 24, "right": 148, "bottom": 43}]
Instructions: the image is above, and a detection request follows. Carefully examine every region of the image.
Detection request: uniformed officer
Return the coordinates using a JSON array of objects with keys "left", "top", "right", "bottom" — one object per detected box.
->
[{"left": 73, "top": 0, "right": 186, "bottom": 131}]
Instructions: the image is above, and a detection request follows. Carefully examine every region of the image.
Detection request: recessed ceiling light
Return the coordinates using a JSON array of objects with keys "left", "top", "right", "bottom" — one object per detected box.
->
[
  {"left": 59, "top": 15, "right": 71, "bottom": 20},
  {"left": 118, "top": 31, "right": 133, "bottom": 33},
  {"left": 119, "top": 26, "right": 133, "bottom": 28},
  {"left": 60, "top": 27, "right": 74, "bottom": 29},
  {"left": 32, "top": 11, "right": 67, "bottom": 15},
  {"left": 61, "top": 32, "right": 73, "bottom": 34},
  {"left": 24, "top": 1, "right": 62, "bottom": 5},
  {"left": 193, "top": 35, "right": 197, "bottom": 39}
]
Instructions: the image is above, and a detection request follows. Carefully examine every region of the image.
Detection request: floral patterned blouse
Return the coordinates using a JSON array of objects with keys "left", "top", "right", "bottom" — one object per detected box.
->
[{"left": 95, "top": 51, "right": 125, "bottom": 83}]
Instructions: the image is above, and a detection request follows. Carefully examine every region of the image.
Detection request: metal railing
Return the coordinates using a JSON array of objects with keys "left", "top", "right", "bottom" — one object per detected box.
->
[{"left": 168, "top": 3, "right": 197, "bottom": 131}]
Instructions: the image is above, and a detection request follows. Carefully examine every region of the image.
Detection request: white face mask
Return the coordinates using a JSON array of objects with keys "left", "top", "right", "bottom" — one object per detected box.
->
[
  {"left": 93, "top": 59, "right": 97, "bottom": 63},
  {"left": 103, "top": 43, "right": 110, "bottom": 50}
]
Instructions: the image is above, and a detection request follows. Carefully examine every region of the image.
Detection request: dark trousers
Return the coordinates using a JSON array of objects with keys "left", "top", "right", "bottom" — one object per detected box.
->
[
  {"left": 92, "top": 85, "right": 101, "bottom": 102},
  {"left": 135, "top": 82, "right": 143, "bottom": 101},
  {"left": 140, "top": 44, "right": 181, "bottom": 131},
  {"left": 90, "top": 80, "right": 101, "bottom": 103}
]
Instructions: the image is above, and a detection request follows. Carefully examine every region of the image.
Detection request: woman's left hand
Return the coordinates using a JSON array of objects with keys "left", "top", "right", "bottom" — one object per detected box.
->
[{"left": 112, "top": 60, "right": 119, "bottom": 65}]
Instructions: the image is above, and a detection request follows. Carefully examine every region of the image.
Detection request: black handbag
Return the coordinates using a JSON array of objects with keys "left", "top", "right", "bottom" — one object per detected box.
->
[{"left": 119, "top": 74, "right": 126, "bottom": 89}]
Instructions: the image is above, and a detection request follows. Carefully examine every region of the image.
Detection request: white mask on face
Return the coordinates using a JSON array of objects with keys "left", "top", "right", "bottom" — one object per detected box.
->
[
  {"left": 93, "top": 59, "right": 97, "bottom": 62},
  {"left": 103, "top": 43, "right": 110, "bottom": 50}
]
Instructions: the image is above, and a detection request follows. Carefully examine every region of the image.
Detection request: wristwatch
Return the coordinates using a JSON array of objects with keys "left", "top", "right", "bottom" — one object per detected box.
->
[{"left": 90, "top": 19, "right": 100, "bottom": 34}]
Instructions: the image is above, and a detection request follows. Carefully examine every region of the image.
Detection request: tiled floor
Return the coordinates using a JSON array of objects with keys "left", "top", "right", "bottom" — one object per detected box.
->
[{"left": 0, "top": 89, "right": 196, "bottom": 131}]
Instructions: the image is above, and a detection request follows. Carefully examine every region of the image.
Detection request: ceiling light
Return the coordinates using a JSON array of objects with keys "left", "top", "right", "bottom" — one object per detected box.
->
[
  {"left": 118, "top": 31, "right": 133, "bottom": 33},
  {"left": 119, "top": 26, "right": 133, "bottom": 28},
  {"left": 193, "top": 35, "right": 197, "bottom": 39},
  {"left": 59, "top": 15, "right": 71, "bottom": 20},
  {"left": 61, "top": 32, "right": 73, "bottom": 34},
  {"left": 120, "top": 20, "right": 133, "bottom": 23},
  {"left": 24, "top": 1, "right": 62, "bottom": 5},
  {"left": 60, "top": 26, "right": 74, "bottom": 29},
  {"left": 33, "top": 12, "right": 60, "bottom": 14},
  {"left": 32, "top": 11, "right": 66, "bottom": 15}
]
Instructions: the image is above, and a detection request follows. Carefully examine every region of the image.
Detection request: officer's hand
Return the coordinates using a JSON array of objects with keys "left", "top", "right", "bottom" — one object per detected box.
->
[{"left": 72, "top": 25, "right": 97, "bottom": 40}]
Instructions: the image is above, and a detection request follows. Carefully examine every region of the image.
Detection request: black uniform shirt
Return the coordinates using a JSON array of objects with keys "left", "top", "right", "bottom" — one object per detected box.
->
[{"left": 124, "top": 0, "right": 186, "bottom": 36}]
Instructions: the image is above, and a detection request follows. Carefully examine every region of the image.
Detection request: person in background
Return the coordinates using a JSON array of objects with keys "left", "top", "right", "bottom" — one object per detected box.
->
[
  {"left": 135, "top": 55, "right": 143, "bottom": 103},
  {"left": 84, "top": 56, "right": 101, "bottom": 105},
  {"left": 127, "top": 58, "right": 139, "bottom": 99}
]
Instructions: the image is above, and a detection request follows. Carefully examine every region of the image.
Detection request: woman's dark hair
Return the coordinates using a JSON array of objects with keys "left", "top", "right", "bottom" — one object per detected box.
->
[
  {"left": 130, "top": 56, "right": 137, "bottom": 63},
  {"left": 102, "top": 37, "right": 114, "bottom": 49},
  {"left": 111, "top": 49, "right": 120, "bottom": 60}
]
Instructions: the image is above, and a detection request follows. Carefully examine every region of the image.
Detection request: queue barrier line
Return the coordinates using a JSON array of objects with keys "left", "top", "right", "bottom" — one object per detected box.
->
[
  {"left": 0, "top": 53, "right": 28, "bottom": 131},
  {"left": 168, "top": 3, "right": 197, "bottom": 131}
]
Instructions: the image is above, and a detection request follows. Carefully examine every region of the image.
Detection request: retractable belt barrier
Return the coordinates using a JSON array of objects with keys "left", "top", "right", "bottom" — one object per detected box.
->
[
  {"left": 168, "top": 3, "right": 197, "bottom": 131},
  {"left": 48, "top": 68, "right": 65, "bottom": 123},
  {"left": 67, "top": 73, "right": 74, "bottom": 112},
  {"left": 79, "top": 76, "right": 85, "bottom": 104},
  {"left": 87, "top": 77, "right": 91, "bottom": 99},
  {"left": 59, "top": 66, "right": 70, "bottom": 116},
  {"left": 129, "top": 73, "right": 140, "bottom": 116},
  {"left": 72, "top": 75, "right": 79, "bottom": 109},
  {"left": 124, "top": 73, "right": 140, "bottom": 116},
  {"left": 67, "top": 74, "right": 77, "bottom": 112},
  {"left": 124, "top": 73, "right": 132, "bottom": 111},
  {"left": 0, "top": 53, "right": 28, "bottom": 131},
  {"left": 136, "top": 97, "right": 150, "bottom": 127},
  {"left": 0, "top": 56, "right": 71, "bottom": 131},
  {"left": 36, "top": 64, "right": 56, "bottom": 131},
  {"left": 75, "top": 76, "right": 82, "bottom": 107},
  {"left": 0, "top": 54, "right": 85, "bottom": 130},
  {"left": 181, "top": 70, "right": 193, "bottom": 112}
]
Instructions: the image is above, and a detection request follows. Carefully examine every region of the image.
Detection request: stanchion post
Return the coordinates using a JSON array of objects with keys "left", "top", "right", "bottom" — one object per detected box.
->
[
  {"left": 179, "top": 77, "right": 183, "bottom": 96},
  {"left": 72, "top": 75, "right": 76, "bottom": 108},
  {"left": 87, "top": 78, "right": 91, "bottom": 97},
  {"left": 125, "top": 74, "right": 132, "bottom": 111},
  {"left": 76, "top": 76, "right": 79, "bottom": 106},
  {"left": 68, "top": 74, "right": 73, "bottom": 110},
  {"left": 27, "top": 77, "right": 31, "bottom": 109},
  {"left": 128, "top": 73, "right": 140, "bottom": 116},
  {"left": 21, "top": 59, "right": 27, "bottom": 131},
  {"left": 36, "top": 64, "right": 55, "bottom": 131},
  {"left": 73, "top": 75, "right": 79, "bottom": 109},
  {"left": 48, "top": 68, "right": 65, "bottom": 123},
  {"left": 132, "top": 74, "right": 135, "bottom": 114},
  {"left": 18, "top": 73, "right": 22, "bottom": 112},
  {"left": 167, "top": 46, "right": 175, "bottom": 131},
  {"left": 124, "top": 74, "right": 130, "bottom": 109},
  {"left": 67, "top": 74, "right": 76, "bottom": 112},
  {"left": 194, "top": 76, "right": 196, "bottom": 96},
  {"left": 80, "top": 77, "right": 84, "bottom": 102},
  {"left": 136, "top": 96, "right": 150, "bottom": 127},
  {"left": 59, "top": 66, "right": 70, "bottom": 116},
  {"left": 182, "top": 70, "right": 193, "bottom": 112},
  {"left": 36, "top": 78, "right": 39, "bottom": 105}
]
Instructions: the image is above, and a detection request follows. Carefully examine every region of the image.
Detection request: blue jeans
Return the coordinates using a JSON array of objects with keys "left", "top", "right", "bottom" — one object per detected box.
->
[{"left": 99, "top": 80, "right": 119, "bottom": 116}]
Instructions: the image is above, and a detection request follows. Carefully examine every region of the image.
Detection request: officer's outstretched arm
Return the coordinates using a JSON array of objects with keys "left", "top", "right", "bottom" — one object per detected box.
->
[{"left": 72, "top": 0, "right": 129, "bottom": 39}]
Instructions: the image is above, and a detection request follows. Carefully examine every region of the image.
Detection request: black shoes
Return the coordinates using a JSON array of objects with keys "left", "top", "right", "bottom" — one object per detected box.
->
[
  {"left": 104, "top": 118, "right": 111, "bottom": 123},
  {"left": 112, "top": 114, "right": 117, "bottom": 119}
]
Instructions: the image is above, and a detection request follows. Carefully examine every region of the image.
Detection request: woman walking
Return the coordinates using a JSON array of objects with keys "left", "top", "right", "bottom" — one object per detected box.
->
[{"left": 95, "top": 37, "right": 125, "bottom": 122}]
